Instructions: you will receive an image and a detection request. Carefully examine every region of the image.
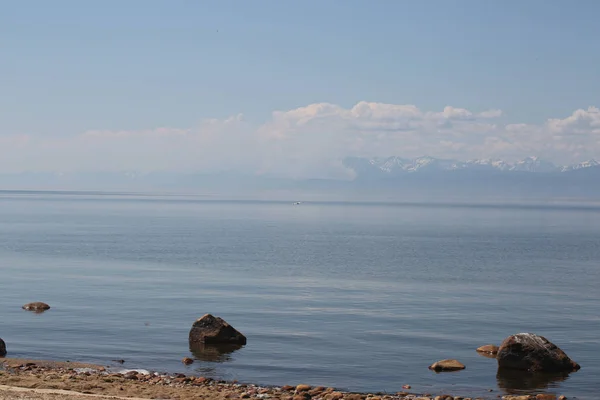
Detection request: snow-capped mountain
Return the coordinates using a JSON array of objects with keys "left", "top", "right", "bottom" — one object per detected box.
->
[
  {"left": 344, "top": 156, "right": 600, "bottom": 176},
  {"left": 560, "top": 159, "right": 599, "bottom": 172},
  {"left": 510, "top": 156, "right": 558, "bottom": 173}
]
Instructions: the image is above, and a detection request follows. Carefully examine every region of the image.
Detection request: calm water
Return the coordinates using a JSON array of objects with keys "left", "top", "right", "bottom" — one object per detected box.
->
[{"left": 1, "top": 191, "right": 599, "bottom": 399}]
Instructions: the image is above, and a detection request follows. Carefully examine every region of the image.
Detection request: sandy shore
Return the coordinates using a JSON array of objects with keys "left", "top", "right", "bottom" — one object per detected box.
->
[{"left": 0, "top": 358, "right": 562, "bottom": 400}]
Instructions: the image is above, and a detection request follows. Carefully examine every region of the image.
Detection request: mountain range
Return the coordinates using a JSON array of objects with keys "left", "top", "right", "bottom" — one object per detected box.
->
[
  {"left": 0, "top": 156, "right": 599, "bottom": 199},
  {"left": 343, "top": 156, "right": 600, "bottom": 177}
]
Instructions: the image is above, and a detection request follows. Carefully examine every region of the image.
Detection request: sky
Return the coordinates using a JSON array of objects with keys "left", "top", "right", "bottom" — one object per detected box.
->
[{"left": 1, "top": 0, "right": 600, "bottom": 178}]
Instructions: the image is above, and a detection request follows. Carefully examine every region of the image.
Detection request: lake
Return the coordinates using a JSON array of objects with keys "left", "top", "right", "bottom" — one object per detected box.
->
[{"left": 0, "top": 191, "right": 599, "bottom": 399}]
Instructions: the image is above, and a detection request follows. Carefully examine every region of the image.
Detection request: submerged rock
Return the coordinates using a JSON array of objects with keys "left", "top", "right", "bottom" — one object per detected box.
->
[
  {"left": 189, "top": 314, "right": 247, "bottom": 345},
  {"left": 0, "top": 338, "right": 6, "bottom": 357},
  {"left": 182, "top": 357, "right": 194, "bottom": 365},
  {"left": 22, "top": 302, "right": 51, "bottom": 312},
  {"left": 477, "top": 344, "right": 499, "bottom": 355},
  {"left": 428, "top": 359, "right": 466, "bottom": 371},
  {"left": 497, "top": 333, "right": 580, "bottom": 372}
]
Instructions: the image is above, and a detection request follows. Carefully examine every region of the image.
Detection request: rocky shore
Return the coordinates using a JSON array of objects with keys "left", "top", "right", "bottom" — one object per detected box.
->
[{"left": 0, "top": 358, "right": 568, "bottom": 400}]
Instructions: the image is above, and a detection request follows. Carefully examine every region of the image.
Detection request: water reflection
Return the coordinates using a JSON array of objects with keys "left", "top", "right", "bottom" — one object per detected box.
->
[
  {"left": 189, "top": 343, "right": 243, "bottom": 363},
  {"left": 496, "top": 368, "right": 571, "bottom": 394}
]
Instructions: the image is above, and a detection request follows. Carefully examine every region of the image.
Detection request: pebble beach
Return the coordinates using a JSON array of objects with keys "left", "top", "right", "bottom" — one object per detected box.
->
[{"left": 0, "top": 358, "right": 569, "bottom": 400}]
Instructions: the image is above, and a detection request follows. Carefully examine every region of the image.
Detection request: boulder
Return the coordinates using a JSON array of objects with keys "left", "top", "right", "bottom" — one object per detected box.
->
[
  {"left": 22, "top": 302, "right": 51, "bottom": 312},
  {"left": 497, "top": 333, "right": 580, "bottom": 372},
  {"left": 428, "top": 359, "right": 465, "bottom": 371},
  {"left": 477, "top": 344, "right": 499, "bottom": 355},
  {"left": 189, "top": 314, "right": 247, "bottom": 345},
  {"left": 0, "top": 338, "right": 6, "bottom": 357}
]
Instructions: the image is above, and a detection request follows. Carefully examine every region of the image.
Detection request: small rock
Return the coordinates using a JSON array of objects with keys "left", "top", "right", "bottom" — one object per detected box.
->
[
  {"left": 0, "top": 338, "right": 6, "bottom": 357},
  {"left": 124, "top": 371, "right": 139, "bottom": 380},
  {"left": 296, "top": 384, "right": 311, "bottom": 392},
  {"left": 22, "top": 302, "right": 51, "bottom": 312},
  {"left": 189, "top": 314, "right": 247, "bottom": 345},
  {"left": 535, "top": 395, "right": 557, "bottom": 400},
  {"left": 402, "top": 384, "right": 411, "bottom": 389},
  {"left": 309, "top": 387, "right": 325, "bottom": 395},
  {"left": 428, "top": 359, "right": 466, "bottom": 372},
  {"left": 182, "top": 357, "right": 194, "bottom": 365},
  {"left": 558, "top": 396, "right": 567, "bottom": 400},
  {"left": 325, "top": 392, "right": 343, "bottom": 400},
  {"left": 294, "top": 395, "right": 311, "bottom": 400},
  {"left": 497, "top": 333, "right": 580, "bottom": 372},
  {"left": 345, "top": 394, "right": 363, "bottom": 400},
  {"left": 476, "top": 344, "right": 499, "bottom": 355},
  {"left": 282, "top": 385, "right": 295, "bottom": 391}
]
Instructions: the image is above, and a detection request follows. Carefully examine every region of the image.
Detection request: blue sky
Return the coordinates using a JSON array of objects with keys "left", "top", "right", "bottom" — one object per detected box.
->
[{"left": 1, "top": 1, "right": 599, "bottom": 176}]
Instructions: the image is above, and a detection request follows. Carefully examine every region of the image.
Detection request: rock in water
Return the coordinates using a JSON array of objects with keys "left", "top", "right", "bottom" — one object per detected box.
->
[
  {"left": 0, "top": 338, "right": 6, "bottom": 356},
  {"left": 477, "top": 344, "right": 499, "bottom": 355},
  {"left": 189, "top": 314, "right": 247, "bottom": 345},
  {"left": 22, "top": 302, "right": 51, "bottom": 312},
  {"left": 497, "top": 333, "right": 580, "bottom": 372},
  {"left": 428, "top": 359, "right": 466, "bottom": 371}
]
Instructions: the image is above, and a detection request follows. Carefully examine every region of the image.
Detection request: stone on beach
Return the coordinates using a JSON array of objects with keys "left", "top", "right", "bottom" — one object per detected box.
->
[
  {"left": 295, "top": 384, "right": 311, "bottom": 392},
  {"left": 22, "top": 302, "right": 51, "bottom": 312},
  {"left": 0, "top": 338, "right": 5, "bottom": 357},
  {"left": 189, "top": 314, "right": 247, "bottom": 345},
  {"left": 428, "top": 359, "right": 466, "bottom": 372},
  {"left": 496, "top": 333, "right": 580, "bottom": 372},
  {"left": 477, "top": 344, "right": 499, "bottom": 355}
]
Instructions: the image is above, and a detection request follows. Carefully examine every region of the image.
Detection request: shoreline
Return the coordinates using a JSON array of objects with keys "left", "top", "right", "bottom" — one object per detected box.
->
[{"left": 0, "top": 358, "right": 565, "bottom": 400}]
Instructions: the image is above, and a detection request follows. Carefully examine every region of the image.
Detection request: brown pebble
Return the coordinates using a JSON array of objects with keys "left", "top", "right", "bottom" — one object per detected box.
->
[
  {"left": 558, "top": 396, "right": 567, "bottom": 400},
  {"left": 402, "top": 384, "right": 411, "bottom": 389},
  {"left": 294, "top": 394, "right": 311, "bottom": 400},
  {"left": 282, "top": 385, "right": 295, "bottom": 391},
  {"left": 325, "top": 392, "right": 344, "bottom": 400},
  {"left": 429, "top": 359, "right": 466, "bottom": 372},
  {"left": 182, "top": 357, "right": 194, "bottom": 365},
  {"left": 296, "top": 384, "right": 311, "bottom": 392},
  {"left": 345, "top": 394, "right": 363, "bottom": 400},
  {"left": 309, "top": 386, "right": 325, "bottom": 395},
  {"left": 536, "top": 395, "right": 557, "bottom": 400}
]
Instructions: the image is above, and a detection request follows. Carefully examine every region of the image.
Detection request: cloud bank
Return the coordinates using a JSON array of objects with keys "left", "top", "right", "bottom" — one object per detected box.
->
[{"left": 1, "top": 102, "right": 599, "bottom": 179}]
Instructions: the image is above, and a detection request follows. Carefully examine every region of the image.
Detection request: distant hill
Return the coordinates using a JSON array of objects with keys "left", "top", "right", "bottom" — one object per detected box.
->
[{"left": 0, "top": 156, "right": 599, "bottom": 199}]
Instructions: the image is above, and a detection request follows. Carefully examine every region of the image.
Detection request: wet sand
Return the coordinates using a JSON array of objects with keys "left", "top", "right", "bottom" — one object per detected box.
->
[{"left": 0, "top": 358, "right": 559, "bottom": 400}]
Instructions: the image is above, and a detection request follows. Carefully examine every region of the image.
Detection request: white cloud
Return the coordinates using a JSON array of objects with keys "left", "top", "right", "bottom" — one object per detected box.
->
[{"left": 0, "top": 103, "right": 599, "bottom": 178}]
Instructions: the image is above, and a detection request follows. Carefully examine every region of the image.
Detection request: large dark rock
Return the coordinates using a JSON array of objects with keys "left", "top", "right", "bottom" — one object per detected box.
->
[
  {"left": 0, "top": 338, "right": 6, "bottom": 357},
  {"left": 22, "top": 302, "right": 51, "bottom": 312},
  {"left": 497, "top": 333, "right": 580, "bottom": 372},
  {"left": 189, "top": 314, "right": 247, "bottom": 345}
]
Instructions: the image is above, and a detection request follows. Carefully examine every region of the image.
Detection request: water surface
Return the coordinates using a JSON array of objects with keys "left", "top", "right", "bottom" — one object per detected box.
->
[{"left": 0, "top": 191, "right": 598, "bottom": 398}]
